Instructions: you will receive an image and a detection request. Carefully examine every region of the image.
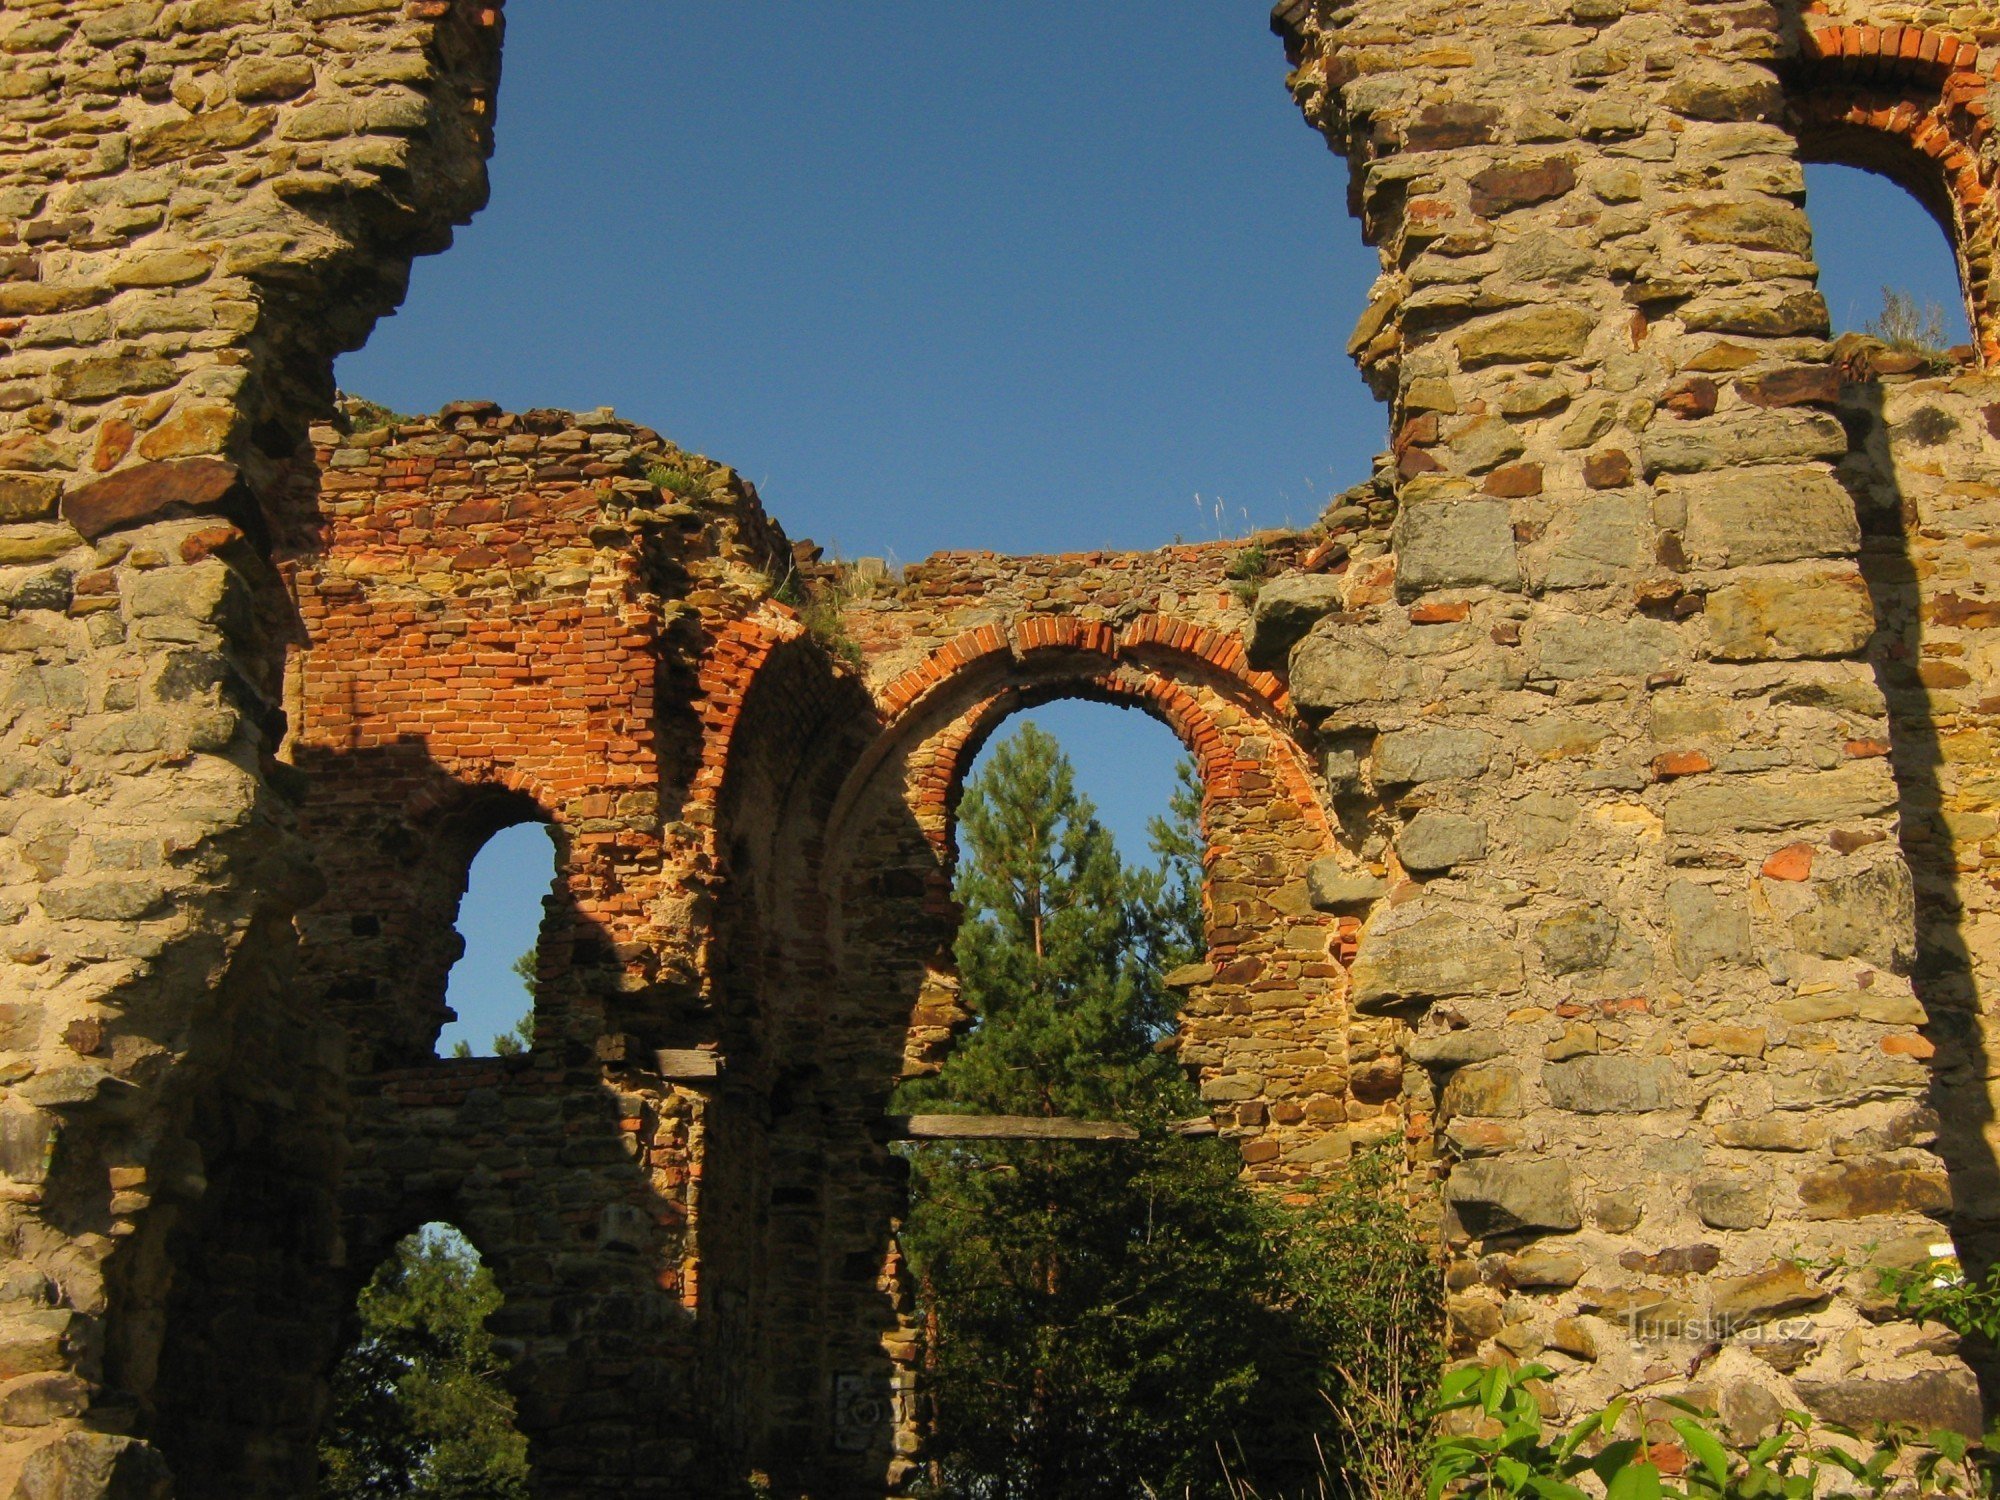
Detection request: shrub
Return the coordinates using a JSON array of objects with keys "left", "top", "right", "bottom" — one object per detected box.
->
[
  {"left": 644, "top": 460, "right": 703, "bottom": 498},
  {"left": 1422, "top": 1361, "right": 1997, "bottom": 1500},
  {"left": 1866, "top": 287, "right": 1955, "bottom": 368}
]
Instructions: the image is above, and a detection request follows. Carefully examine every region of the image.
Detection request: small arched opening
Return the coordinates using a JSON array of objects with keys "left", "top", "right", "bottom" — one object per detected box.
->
[
  {"left": 318, "top": 1222, "right": 530, "bottom": 1500},
  {"left": 1787, "top": 25, "right": 1996, "bottom": 363},
  {"left": 438, "top": 821, "right": 561, "bottom": 1060},
  {"left": 1803, "top": 157, "right": 1973, "bottom": 352}
]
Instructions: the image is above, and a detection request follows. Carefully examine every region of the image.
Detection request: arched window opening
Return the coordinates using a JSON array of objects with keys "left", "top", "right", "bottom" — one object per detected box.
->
[
  {"left": 438, "top": 822, "right": 559, "bottom": 1060},
  {"left": 1803, "top": 160, "right": 1972, "bottom": 353},
  {"left": 319, "top": 1223, "right": 529, "bottom": 1499},
  {"left": 895, "top": 703, "right": 1435, "bottom": 1498}
]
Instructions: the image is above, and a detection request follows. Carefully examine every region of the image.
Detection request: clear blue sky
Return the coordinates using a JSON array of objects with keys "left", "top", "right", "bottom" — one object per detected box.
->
[{"left": 386, "top": 4, "right": 1966, "bottom": 1055}]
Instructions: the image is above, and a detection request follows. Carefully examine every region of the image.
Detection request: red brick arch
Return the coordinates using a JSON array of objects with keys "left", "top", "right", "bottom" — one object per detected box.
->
[
  {"left": 1793, "top": 21, "right": 1999, "bottom": 362},
  {"left": 846, "top": 612, "right": 1331, "bottom": 858}
]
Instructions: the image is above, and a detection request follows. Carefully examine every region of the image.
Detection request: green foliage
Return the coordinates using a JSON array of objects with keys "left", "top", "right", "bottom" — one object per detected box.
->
[
  {"left": 320, "top": 1225, "right": 529, "bottom": 1499},
  {"left": 1424, "top": 1362, "right": 1998, "bottom": 1500},
  {"left": 1865, "top": 287, "right": 1954, "bottom": 366},
  {"left": 1226, "top": 542, "right": 1271, "bottom": 582},
  {"left": 801, "top": 588, "right": 864, "bottom": 667},
  {"left": 644, "top": 460, "right": 703, "bottom": 497},
  {"left": 344, "top": 397, "right": 411, "bottom": 433},
  {"left": 1226, "top": 542, "right": 1271, "bottom": 608},
  {"left": 902, "top": 723, "right": 1437, "bottom": 1498},
  {"left": 1879, "top": 1256, "right": 2000, "bottom": 1343}
]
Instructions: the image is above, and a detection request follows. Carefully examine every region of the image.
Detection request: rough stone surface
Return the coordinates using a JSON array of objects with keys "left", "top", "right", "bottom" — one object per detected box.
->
[
  {"left": 1246, "top": 573, "right": 1344, "bottom": 668},
  {"left": 1394, "top": 499, "right": 1521, "bottom": 596}
]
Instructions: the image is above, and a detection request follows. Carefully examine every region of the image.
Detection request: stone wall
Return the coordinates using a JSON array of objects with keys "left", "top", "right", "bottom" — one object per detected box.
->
[
  {"left": 1268, "top": 0, "right": 2000, "bottom": 1432},
  {"left": 0, "top": 1, "right": 500, "bottom": 1493}
]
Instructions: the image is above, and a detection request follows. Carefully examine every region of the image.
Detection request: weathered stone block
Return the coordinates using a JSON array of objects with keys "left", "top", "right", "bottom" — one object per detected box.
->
[
  {"left": 1446, "top": 415, "right": 1526, "bottom": 473},
  {"left": 1304, "top": 860, "right": 1385, "bottom": 911},
  {"left": 1674, "top": 467, "right": 1860, "bottom": 568},
  {"left": 1712, "top": 1114, "right": 1824, "bottom": 1152},
  {"left": 0, "top": 1371, "right": 88, "bottom": 1426},
  {"left": 1350, "top": 902, "right": 1524, "bottom": 1012},
  {"left": 1663, "top": 63, "right": 1781, "bottom": 121},
  {"left": 1535, "top": 905, "right": 1615, "bottom": 975},
  {"left": 1397, "top": 810, "right": 1487, "bottom": 871},
  {"left": 1706, "top": 572, "right": 1873, "bottom": 661},
  {"left": 1394, "top": 499, "right": 1519, "bottom": 596},
  {"left": 1677, "top": 199, "right": 1813, "bottom": 255},
  {"left": 1508, "top": 791, "right": 1578, "bottom": 854},
  {"left": 1798, "top": 1156, "right": 1951, "bottom": 1219},
  {"left": 1541, "top": 492, "right": 1646, "bottom": 588},
  {"left": 1664, "top": 764, "right": 1895, "bottom": 836},
  {"left": 1288, "top": 634, "right": 1419, "bottom": 715},
  {"left": 1794, "top": 1369, "right": 1981, "bottom": 1438},
  {"left": 1640, "top": 411, "right": 1847, "bottom": 476},
  {"left": 61, "top": 458, "right": 243, "bottom": 541},
  {"left": 132, "top": 104, "right": 277, "bottom": 167},
  {"left": 1544, "top": 1056, "right": 1682, "bottom": 1113},
  {"left": 1407, "top": 1029, "right": 1507, "bottom": 1068},
  {"left": 1456, "top": 306, "right": 1595, "bottom": 367},
  {"left": 1373, "top": 726, "right": 1496, "bottom": 785},
  {"left": 1792, "top": 860, "right": 1915, "bottom": 970},
  {"left": 1468, "top": 157, "right": 1576, "bottom": 216},
  {"left": 1665, "top": 879, "right": 1753, "bottom": 977},
  {"left": 1245, "top": 573, "right": 1344, "bottom": 668},
  {"left": 1693, "top": 1172, "right": 1770, "bottom": 1229},
  {"left": 1446, "top": 1158, "right": 1581, "bottom": 1235},
  {"left": 1441, "top": 1061, "right": 1526, "bottom": 1118},
  {"left": 0, "top": 1109, "right": 55, "bottom": 1184},
  {"left": 1529, "top": 613, "right": 1679, "bottom": 680},
  {"left": 0, "top": 474, "right": 60, "bottom": 522},
  {"left": 1709, "top": 1263, "right": 1824, "bottom": 1326},
  {"left": 10, "top": 1429, "right": 173, "bottom": 1500}
]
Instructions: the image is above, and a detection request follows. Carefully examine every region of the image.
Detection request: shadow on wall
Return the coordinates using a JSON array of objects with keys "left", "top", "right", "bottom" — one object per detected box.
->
[
  {"left": 1841, "top": 376, "right": 2000, "bottom": 1403},
  {"left": 285, "top": 644, "right": 919, "bottom": 1496}
]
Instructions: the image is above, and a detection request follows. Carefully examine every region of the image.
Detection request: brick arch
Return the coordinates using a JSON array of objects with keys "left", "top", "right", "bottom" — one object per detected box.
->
[
  {"left": 846, "top": 611, "right": 1327, "bottom": 859},
  {"left": 687, "top": 607, "right": 811, "bottom": 828},
  {"left": 876, "top": 612, "right": 1294, "bottom": 723},
  {"left": 1791, "top": 22, "right": 2000, "bottom": 362}
]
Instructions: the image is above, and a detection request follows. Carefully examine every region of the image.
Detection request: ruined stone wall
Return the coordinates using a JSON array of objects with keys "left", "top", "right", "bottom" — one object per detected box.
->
[
  {"left": 9, "top": 0, "right": 2000, "bottom": 1494},
  {"left": 1841, "top": 364, "right": 2000, "bottom": 1279},
  {"left": 1266, "top": 0, "right": 2000, "bottom": 1434},
  {"left": 0, "top": 1, "right": 501, "bottom": 1492},
  {"left": 283, "top": 399, "right": 819, "bottom": 1491}
]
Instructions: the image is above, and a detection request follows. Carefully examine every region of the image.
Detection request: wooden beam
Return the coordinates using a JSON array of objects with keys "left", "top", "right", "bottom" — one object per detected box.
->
[
  {"left": 881, "top": 1114, "right": 1219, "bottom": 1142},
  {"left": 654, "top": 1048, "right": 724, "bottom": 1080}
]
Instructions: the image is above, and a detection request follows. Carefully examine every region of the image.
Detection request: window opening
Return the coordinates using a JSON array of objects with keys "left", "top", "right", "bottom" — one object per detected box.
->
[
  {"left": 1804, "top": 161, "right": 1971, "bottom": 350},
  {"left": 438, "top": 822, "right": 557, "bottom": 1060},
  {"left": 319, "top": 1223, "right": 529, "bottom": 1499}
]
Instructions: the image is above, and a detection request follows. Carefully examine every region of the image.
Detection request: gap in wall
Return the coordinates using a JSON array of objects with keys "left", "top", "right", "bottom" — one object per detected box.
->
[
  {"left": 440, "top": 823, "right": 558, "bottom": 1059},
  {"left": 331, "top": 3, "right": 1377, "bottom": 560},
  {"left": 1804, "top": 161, "right": 1972, "bottom": 344}
]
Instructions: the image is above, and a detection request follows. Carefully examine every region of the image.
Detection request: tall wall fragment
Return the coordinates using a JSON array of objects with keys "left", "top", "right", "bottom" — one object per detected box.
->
[
  {"left": 0, "top": 1, "right": 500, "bottom": 1491},
  {"left": 1271, "top": 0, "right": 2000, "bottom": 1430}
]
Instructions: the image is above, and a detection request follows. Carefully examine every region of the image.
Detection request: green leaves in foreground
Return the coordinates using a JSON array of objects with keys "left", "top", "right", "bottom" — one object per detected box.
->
[{"left": 1426, "top": 1362, "right": 1998, "bottom": 1500}]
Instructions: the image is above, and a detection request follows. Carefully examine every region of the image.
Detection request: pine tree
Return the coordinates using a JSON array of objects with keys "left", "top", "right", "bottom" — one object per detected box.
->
[
  {"left": 899, "top": 724, "right": 1355, "bottom": 1497},
  {"left": 319, "top": 1226, "right": 530, "bottom": 1499}
]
